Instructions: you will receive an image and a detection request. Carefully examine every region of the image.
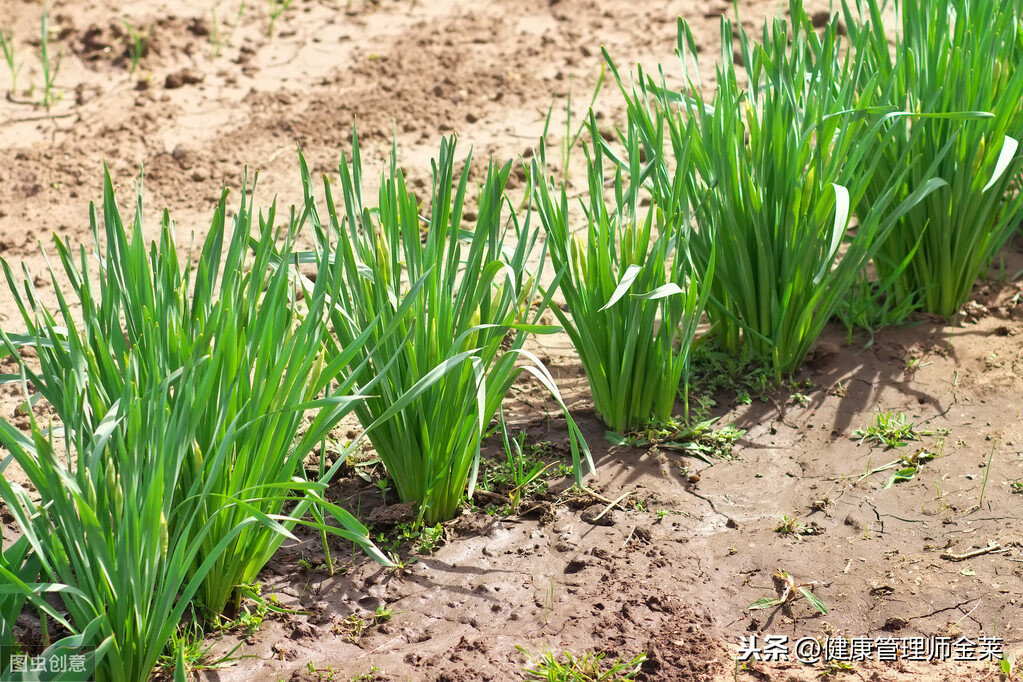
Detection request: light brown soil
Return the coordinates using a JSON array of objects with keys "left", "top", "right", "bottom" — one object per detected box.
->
[{"left": 1, "top": 1, "right": 1022, "bottom": 681}]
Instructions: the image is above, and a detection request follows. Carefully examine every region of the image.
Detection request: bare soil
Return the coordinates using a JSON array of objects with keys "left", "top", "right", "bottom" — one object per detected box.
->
[{"left": 1, "top": 1, "right": 1022, "bottom": 681}]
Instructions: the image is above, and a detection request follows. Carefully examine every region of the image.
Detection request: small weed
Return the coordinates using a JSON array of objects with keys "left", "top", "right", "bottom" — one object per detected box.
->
[
  {"left": 267, "top": 0, "right": 295, "bottom": 36},
  {"left": 307, "top": 661, "right": 337, "bottom": 682},
  {"left": 517, "top": 646, "right": 646, "bottom": 681},
  {"left": 905, "top": 355, "right": 932, "bottom": 374},
  {"left": 819, "top": 660, "right": 855, "bottom": 677},
  {"left": 210, "top": 1, "right": 246, "bottom": 58},
  {"left": 854, "top": 411, "right": 922, "bottom": 449},
  {"left": 495, "top": 421, "right": 557, "bottom": 508},
  {"left": 689, "top": 347, "right": 772, "bottom": 408},
  {"left": 828, "top": 382, "right": 846, "bottom": 398},
  {"left": 606, "top": 418, "right": 745, "bottom": 463},
  {"left": 0, "top": 26, "right": 21, "bottom": 93},
  {"left": 1001, "top": 652, "right": 1020, "bottom": 680},
  {"left": 332, "top": 607, "right": 393, "bottom": 642},
  {"left": 158, "top": 621, "right": 206, "bottom": 674},
  {"left": 934, "top": 481, "right": 947, "bottom": 513},
  {"left": 774, "top": 515, "right": 817, "bottom": 537},
  {"left": 479, "top": 428, "right": 567, "bottom": 509},
  {"left": 858, "top": 447, "right": 939, "bottom": 488},
  {"left": 38, "top": 12, "right": 62, "bottom": 109},
  {"left": 158, "top": 619, "right": 241, "bottom": 675},
  {"left": 749, "top": 569, "right": 828, "bottom": 616},
  {"left": 413, "top": 523, "right": 443, "bottom": 554},
  {"left": 979, "top": 441, "right": 997, "bottom": 507},
  {"left": 655, "top": 509, "right": 686, "bottom": 523},
  {"left": 122, "top": 20, "right": 149, "bottom": 74},
  {"left": 351, "top": 668, "right": 380, "bottom": 682},
  {"left": 210, "top": 6, "right": 225, "bottom": 57},
  {"left": 1010, "top": 479, "right": 1023, "bottom": 494},
  {"left": 374, "top": 477, "right": 390, "bottom": 504},
  {"left": 375, "top": 522, "right": 445, "bottom": 556}
]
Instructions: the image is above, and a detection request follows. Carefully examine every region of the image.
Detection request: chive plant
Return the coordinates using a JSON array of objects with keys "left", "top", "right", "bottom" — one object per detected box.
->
[
  {"left": 619, "top": 3, "right": 948, "bottom": 378},
  {"left": 842, "top": 0, "right": 1023, "bottom": 321},
  {"left": 301, "top": 135, "right": 593, "bottom": 526},
  {"left": 531, "top": 113, "right": 710, "bottom": 433},
  {"left": 0, "top": 529, "right": 94, "bottom": 679},
  {"left": 0, "top": 169, "right": 392, "bottom": 679},
  {"left": 0, "top": 360, "right": 262, "bottom": 681}
]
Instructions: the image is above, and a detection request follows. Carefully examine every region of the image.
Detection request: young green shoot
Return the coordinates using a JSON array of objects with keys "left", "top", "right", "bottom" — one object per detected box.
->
[
  {"left": 517, "top": 646, "right": 647, "bottom": 682},
  {"left": 854, "top": 411, "right": 922, "bottom": 449},
  {"left": 123, "top": 20, "right": 149, "bottom": 75},
  {"left": 979, "top": 440, "right": 997, "bottom": 507},
  {"left": 0, "top": 26, "right": 22, "bottom": 94},
  {"left": 39, "top": 12, "right": 62, "bottom": 109},
  {"left": 749, "top": 569, "right": 828, "bottom": 616},
  {"left": 267, "top": 0, "right": 295, "bottom": 36}
]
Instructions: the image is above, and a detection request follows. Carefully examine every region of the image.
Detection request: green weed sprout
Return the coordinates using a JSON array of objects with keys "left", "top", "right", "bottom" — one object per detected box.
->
[
  {"left": 0, "top": 26, "right": 22, "bottom": 94},
  {"left": 517, "top": 646, "right": 647, "bottom": 681},
  {"left": 123, "top": 20, "right": 149, "bottom": 75},
  {"left": 39, "top": 12, "right": 61, "bottom": 109},
  {"left": 267, "top": 0, "right": 294, "bottom": 36}
]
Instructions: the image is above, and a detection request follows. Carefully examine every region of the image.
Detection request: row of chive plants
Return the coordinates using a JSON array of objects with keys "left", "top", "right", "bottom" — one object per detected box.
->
[
  {"left": 1, "top": 0, "right": 1021, "bottom": 678},
  {"left": 594, "top": 0, "right": 1022, "bottom": 386}
]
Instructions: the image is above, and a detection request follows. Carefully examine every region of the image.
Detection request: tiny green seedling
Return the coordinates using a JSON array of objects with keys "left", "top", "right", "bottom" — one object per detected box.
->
[
  {"left": 494, "top": 417, "right": 556, "bottom": 510},
  {"left": 0, "top": 26, "right": 21, "bottom": 94},
  {"left": 123, "top": 20, "right": 150, "bottom": 75},
  {"left": 979, "top": 440, "right": 997, "bottom": 507},
  {"left": 374, "top": 477, "right": 390, "bottom": 504},
  {"left": 306, "top": 661, "right": 338, "bottom": 682},
  {"left": 332, "top": 606, "right": 393, "bottom": 642},
  {"left": 856, "top": 447, "right": 938, "bottom": 488},
  {"left": 375, "top": 521, "right": 444, "bottom": 556},
  {"left": 38, "top": 12, "right": 62, "bottom": 109},
  {"left": 517, "top": 646, "right": 647, "bottom": 681},
  {"left": 818, "top": 659, "right": 855, "bottom": 677},
  {"left": 412, "top": 523, "right": 443, "bottom": 554},
  {"left": 854, "top": 411, "right": 922, "bottom": 449},
  {"left": 749, "top": 569, "right": 828, "bottom": 615},
  {"left": 157, "top": 620, "right": 241, "bottom": 675},
  {"left": 606, "top": 418, "right": 745, "bottom": 463},
  {"left": 774, "top": 515, "right": 817, "bottom": 537},
  {"left": 351, "top": 668, "right": 380, "bottom": 682},
  {"left": 267, "top": 0, "right": 295, "bottom": 36},
  {"left": 905, "top": 355, "right": 932, "bottom": 374},
  {"left": 1000, "top": 652, "right": 1020, "bottom": 680}
]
